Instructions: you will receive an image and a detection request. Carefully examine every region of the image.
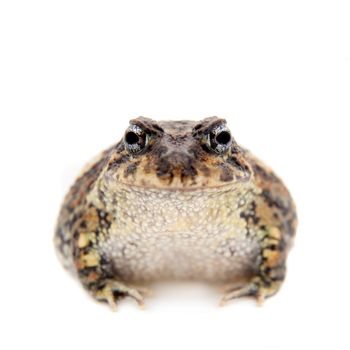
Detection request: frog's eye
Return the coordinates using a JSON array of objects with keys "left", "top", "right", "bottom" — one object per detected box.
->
[
  {"left": 206, "top": 124, "right": 232, "bottom": 154},
  {"left": 124, "top": 124, "right": 149, "bottom": 154}
]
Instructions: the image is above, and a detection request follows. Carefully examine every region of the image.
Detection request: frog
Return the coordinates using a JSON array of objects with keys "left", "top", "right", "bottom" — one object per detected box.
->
[{"left": 54, "top": 116, "right": 297, "bottom": 310}]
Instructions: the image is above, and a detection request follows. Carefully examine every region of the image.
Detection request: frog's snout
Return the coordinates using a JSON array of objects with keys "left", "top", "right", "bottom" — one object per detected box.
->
[
  {"left": 156, "top": 150, "right": 197, "bottom": 180},
  {"left": 163, "top": 150, "right": 194, "bottom": 167}
]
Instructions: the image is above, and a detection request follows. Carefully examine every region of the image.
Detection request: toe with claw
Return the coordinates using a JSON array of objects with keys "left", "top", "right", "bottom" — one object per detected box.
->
[{"left": 94, "top": 280, "right": 151, "bottom": 311}]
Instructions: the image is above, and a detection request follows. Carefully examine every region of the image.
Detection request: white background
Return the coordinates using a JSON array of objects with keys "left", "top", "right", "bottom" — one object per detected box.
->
[{"left": 1, "top": 1, "right": 349, "bottom": 349}]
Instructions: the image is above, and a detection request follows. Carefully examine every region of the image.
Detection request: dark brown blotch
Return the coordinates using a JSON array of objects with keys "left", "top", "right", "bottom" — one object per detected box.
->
[
  {"left": 261, "top": 189, "right": 290, "bottom": 217},
  {"left": 124, "top": 161, "right": 140, "bottom": 177},
  {"left": 253, "top": 163, "right": 278, "bottom": 182},
  {"left": 240, "top": 201, "right": 260, "bottom": 225},
  {"left": 107, "top": 155, "right": 129, "bottom": 171}
]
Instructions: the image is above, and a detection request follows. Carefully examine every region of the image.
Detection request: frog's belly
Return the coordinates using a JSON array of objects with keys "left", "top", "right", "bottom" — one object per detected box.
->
[
  {"left": 102, "top": 229, "right": 260, "bottom": 283},
  {"left": 100, "top": 185, "right": 260, "bottom": 283}
]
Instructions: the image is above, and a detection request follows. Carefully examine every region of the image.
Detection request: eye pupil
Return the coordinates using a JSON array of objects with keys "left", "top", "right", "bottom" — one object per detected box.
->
[
  {"left": 124, "top": 125, "right": 149, "bottom": 154},
  {"left": 125, "top": 131, "right": 139, "bottom": 144},
  {"left": 216, "top": 131, "right": 231, "bottom": 145}
]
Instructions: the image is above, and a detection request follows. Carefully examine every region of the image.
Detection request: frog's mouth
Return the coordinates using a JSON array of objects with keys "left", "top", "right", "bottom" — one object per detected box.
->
[
  {"left": 119, "top": 182, "right": 238, "bottom": 192},
  {"left": 114, "top": 172, "right": 252, "bottom": 193},
  {"left": 107, "top": 150, "right": 252, "bottom": 191}
]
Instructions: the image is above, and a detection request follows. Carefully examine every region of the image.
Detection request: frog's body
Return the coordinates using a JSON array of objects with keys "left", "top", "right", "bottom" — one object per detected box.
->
[{"left": 55, "top": 117, "right": 297, "bottom": 309}]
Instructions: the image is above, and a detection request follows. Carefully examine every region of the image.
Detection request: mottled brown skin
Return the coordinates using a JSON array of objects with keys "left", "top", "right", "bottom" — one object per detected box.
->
[{"left": 54, "top": 117, "right": 297, "bottom": 309}]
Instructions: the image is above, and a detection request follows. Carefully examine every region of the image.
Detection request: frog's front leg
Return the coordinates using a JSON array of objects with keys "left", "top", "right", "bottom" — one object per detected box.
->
[
  {"left": 220, "top": 159, "right": 297, "bottom": 306},
  {"left": 220, "top": 226, "right": 287, "bottom": 306},
  {"left": 72, "top": 206, "right": 149, "bottom": 310}
]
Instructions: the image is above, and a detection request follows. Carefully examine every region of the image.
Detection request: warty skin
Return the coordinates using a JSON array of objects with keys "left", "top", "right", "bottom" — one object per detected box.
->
[{"left": 54, "top": 117, "right": 297, "bottom": 309}]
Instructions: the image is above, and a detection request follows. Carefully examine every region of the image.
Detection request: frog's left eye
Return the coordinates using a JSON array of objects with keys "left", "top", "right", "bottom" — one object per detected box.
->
[
  {"left": 206, "top": 124, "right": 232, "bottom": 154},
  {"left": 124, "top": 125, "right": 149, "bottom": 154}
]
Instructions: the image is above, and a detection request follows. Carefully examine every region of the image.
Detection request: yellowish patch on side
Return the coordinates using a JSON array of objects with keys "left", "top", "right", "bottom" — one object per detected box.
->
[
  {"left": 78, "top": 233, "right": 89, "bottom": 248},
  {"left": 263, "top": 250, "right": 281, "bottom": 268},
  {"left": 82, "top": 251, "right": 100, "bottom": 267},
  {"left": 81, "top": 207, "right": 100, "bottom": 231},
  {"left": 269, "top": 227, "right": 281, "bottom": 240},
  {"left": 77, "top": 232, "right": 96, "bottom": 248}
]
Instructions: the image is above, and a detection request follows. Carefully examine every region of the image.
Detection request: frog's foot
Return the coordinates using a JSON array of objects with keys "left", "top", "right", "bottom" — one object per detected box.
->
[
  {"left": 220, "top": 227, "right": 288, "bottom": 307},
  {"left": 219, "top": 277, "right": 282, "bottom": 307},
  {"left": 94, "top": 280, "right": 151, "bottom": 311}
]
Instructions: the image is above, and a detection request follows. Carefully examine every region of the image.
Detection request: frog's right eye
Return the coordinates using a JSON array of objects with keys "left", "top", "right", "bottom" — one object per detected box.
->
[
  {"left": 205, "top": 123, "right": 232, "bottom": 154},
  {"left": 124, "top": 125, "right": 149, "bottom": 154}
]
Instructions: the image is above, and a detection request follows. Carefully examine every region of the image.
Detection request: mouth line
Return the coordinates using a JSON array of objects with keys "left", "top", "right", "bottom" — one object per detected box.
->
[{"left": 117, "top": 181, "right": 238, "bottom": 192}]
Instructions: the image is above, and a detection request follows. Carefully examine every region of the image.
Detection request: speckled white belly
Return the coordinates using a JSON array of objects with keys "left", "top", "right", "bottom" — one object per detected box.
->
[{"left": 100, "top": 184, "right": 261, "bottom": 283}]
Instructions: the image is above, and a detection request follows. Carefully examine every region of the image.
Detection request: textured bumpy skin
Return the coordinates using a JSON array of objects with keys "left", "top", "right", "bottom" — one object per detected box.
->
[{"left": 54, "top": 117, "right": 297, "bottom": 309}]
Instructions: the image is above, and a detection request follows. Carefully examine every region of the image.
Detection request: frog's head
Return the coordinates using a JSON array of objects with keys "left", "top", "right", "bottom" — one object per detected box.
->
[{"left": 105, "top": 117, "right": 252, "bottom": 190}]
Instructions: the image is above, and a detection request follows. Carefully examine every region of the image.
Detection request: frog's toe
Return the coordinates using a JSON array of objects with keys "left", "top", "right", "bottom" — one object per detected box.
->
[
  {"left": 219, "top": 276, "right": 283, "bottom": 307},
  {"left": 219, "top": 281, "right": 259, "bottom": 306},
  {"left": 94, "top": 280, "right": 148, "bottom": 311}
]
